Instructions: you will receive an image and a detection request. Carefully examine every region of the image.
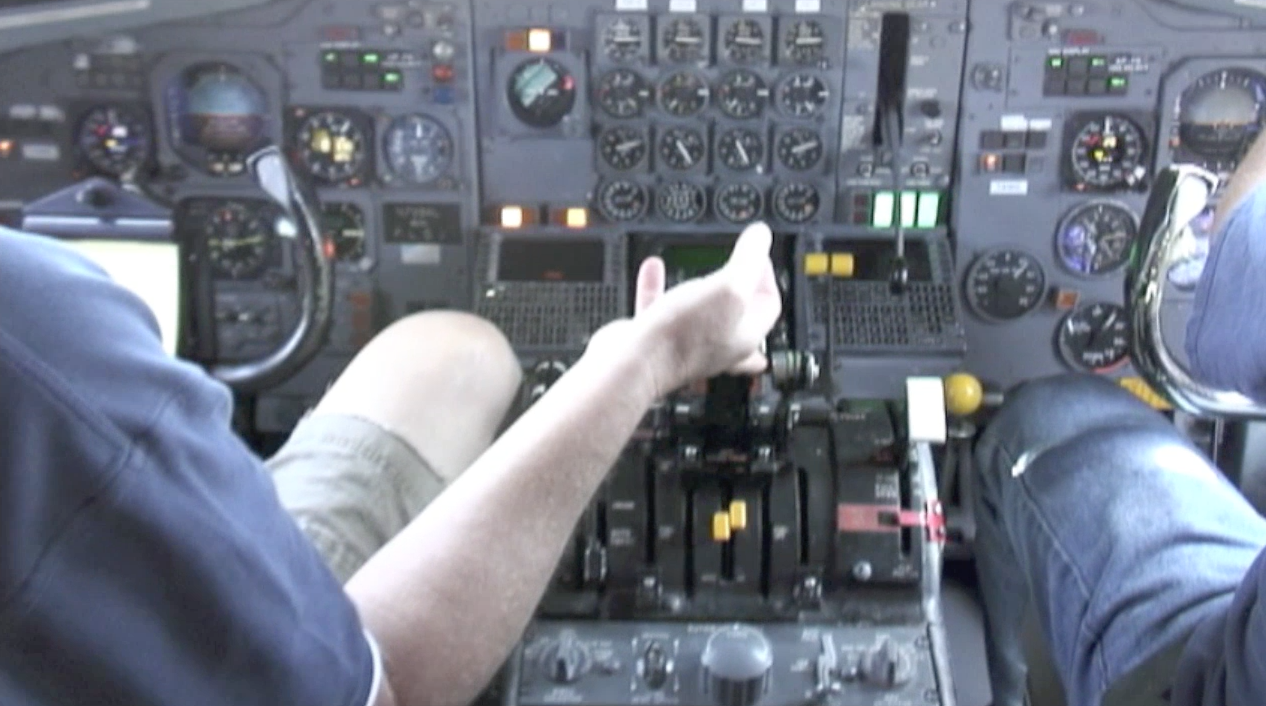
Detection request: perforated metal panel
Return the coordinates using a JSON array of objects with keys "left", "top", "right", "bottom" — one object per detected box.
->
[
  {"left": 812, "top": 280, "right": 962, "bottom": 352},
  {"left": 475, "top": 282, "right": 622, "bottom": 349}
]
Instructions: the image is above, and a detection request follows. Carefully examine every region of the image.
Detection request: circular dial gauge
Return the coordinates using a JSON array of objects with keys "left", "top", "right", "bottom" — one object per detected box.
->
[
  {"left": 662, "top": 17, "right": 706, "bottom": 63},
  {"left": 595, "top": 69, "right": 652, "bottom": 118},
  {"left": 777, "top": 128, "right": 824, "bottom": 170},
  {"left": 507, "top": 57, "right": 577, "bottom": 128},
  {"left": 717, "top": 128, "right": 765, "bottom": 171},
  {"left": 658, "top": 127, "right": 707, "bottom": 170},
  {"left": 659, "top": 71, "right": 709, "bottom": 117},
  {"left": 715, "top": 70, "right": 768, "bottom": 119},
  {"left": 1069, "top": 114, "right": 1147, "bottom": 189},
  {"left": 1178, "top": 68, "right": 1266, "bottom": 172},
  {"left": 1167, "top": 207, "right": 1214, "bottom": 290},
  {"left": 715, "top": 182, "right": 764, "bottom": 223},
  {"left": 1057, "top": 302, "right": 1130, "bottom": 372},
  {"left": 964, "top": 249, "right": 1046, "bottom": 321},
  {"left": 597, "top": 179, "right": 649, "bottom": 221},
  {"left": 1056, "top": 202, "right": 1137, "bottom": 276},
  {"left": 723, "top": 19, "right": 766, "bottom": 63},
  {"left": 76, "top": 105, "right": 151, "bottom": 176},
  {"left": 602, "top": 17, "right": 644, "bottom": 62},
  {"left": 599, "top": 126, "right": 647, "bottom": 170},
  {"left": 778, "top": 74, "right": 829, "bottom": 118},
  {"left": 657, "top": 181, "right": 706, "bottom": 222},
  {"left": 784, "top": 20, "right": 827, "bottom": 65},
  {"left": 772, "top": 182, "right": 820, "bottom": 223},
  {"left": 322, "top": 203, "right": 367, "bottom": 262},
  {"left": 295, "top": 110, "right": 369, "bottom": 185},
  {"left": 206, "top": 202, "right": 272, "bottom": 279},
  {"left": 174, "top": 63, "right": 268, "bottom": 176},
  {"left": 383, "top": 114, "right": 453, "bottom": 184}
]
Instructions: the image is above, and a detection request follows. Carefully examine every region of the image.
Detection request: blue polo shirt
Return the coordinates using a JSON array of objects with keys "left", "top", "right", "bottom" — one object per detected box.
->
[{"left": 0, "top": 227, "right": 378, "bottom": 706}]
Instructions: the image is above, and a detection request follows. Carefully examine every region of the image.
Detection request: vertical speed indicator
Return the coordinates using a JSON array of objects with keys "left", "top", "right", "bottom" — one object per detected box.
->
[{"left": 965, "top": 249, "right": 1046, "bottom": 322}]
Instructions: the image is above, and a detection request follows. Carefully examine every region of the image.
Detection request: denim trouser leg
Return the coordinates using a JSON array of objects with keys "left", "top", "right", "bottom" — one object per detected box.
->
[{"left": 973, "top": 374, "right": 1266, "bottom": 706}]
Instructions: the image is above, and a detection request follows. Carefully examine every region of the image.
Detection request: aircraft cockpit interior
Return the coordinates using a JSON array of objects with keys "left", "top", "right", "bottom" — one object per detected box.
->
[{"left": 4, "top": 0, "right": 1266, "bottom": 704}]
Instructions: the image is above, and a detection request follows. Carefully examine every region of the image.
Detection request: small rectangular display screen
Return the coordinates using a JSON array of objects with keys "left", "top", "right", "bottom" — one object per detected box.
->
[
  {"left": 660, "top": 244, "right": 731, "bottom": 282},
  {"left": 835, "top": 240, "right": 933, "bottom": 282},
  {"left": 383, "top": 203, "right": 461, "bottom": 244},
  {"left": 498, "top": 239, "right": 605, "bottom": 282}
]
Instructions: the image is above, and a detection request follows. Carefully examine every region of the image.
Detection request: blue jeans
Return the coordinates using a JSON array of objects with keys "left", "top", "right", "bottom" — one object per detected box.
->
[{"left": 973, "top": 374, "right": 1266, "bottom": 706}]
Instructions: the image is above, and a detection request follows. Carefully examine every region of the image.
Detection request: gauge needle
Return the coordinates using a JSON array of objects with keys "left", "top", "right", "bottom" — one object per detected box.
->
[
  {"left": 793, "top": 140, "right": 820, "bottom": 154},
  {"left": 675, "top": 140, "right": 694, "bottom": 165},
  {"left": 617, "top": 140, "right": 641, "bottom": 153},
  {"left": 735, "top": 140, "right": 751, "bottom": 165},
  {"left": 734, "top": 36, "right": 761, "bottom": 45},
  {"left": 675, "top": 35, "right": 702, "bottom": 44},
  {"left": 796, "top": 36, "right": 824, "bottom": 45}
]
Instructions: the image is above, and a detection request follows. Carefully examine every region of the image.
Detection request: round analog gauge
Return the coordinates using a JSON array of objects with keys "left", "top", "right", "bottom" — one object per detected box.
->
[
  {"left": 778, "top": 74, "right": 829, "bottom": 118},
  {"left": 718, "top": 128, "right": 765, "bottom": 171},
  {"left": 662, "top": 17, "right": 706, "bottom": 63},
  {"left": 76, "top": 105, "right": 151, "bottom": 176},
  {"left": 1178, "top": 68, "right": 1266, "bottom": 172},
  {"left": 205, "top": 201, "right": 273, "bottom": 279},
  {"left": 383, "top": 114, "right": 453, "bottom": 184},
  {"left": 173, "top": 63, "right": 268, "bottom": 176},
  {"left": 964, "top": 249, "right": 1046, "bottom": 321},
  {"left": 657, "top": 181, "right": 707, "bottom": 222},
  {"left": 784, "top": 20, "right": 827, "bottom": 65},
  {"left": 659, "top": 71, "right": 709, "bottom": 117},
  {"left": 715, "top": 70, "right": 769, "bottom": 120},
  {"left": 777, "top": 128, "right": 824, "bottom": 171},
  {"left": 658, "top": 127, "right": 706, "bottom": 170},
  {"left": 595, "top": 69, "right": 652, "bottom": 118},
  {"left": 723, "top": 19, "right": 766, "bottom": 63},
  {"left": 715, "top": 182, "right": 764, "bottom": 223},
  {"left": 599, "top": 126, "right": 648, "bottom": 170},
  {"left": 1057, "top": 302, "right": 1130, "bottom": 372},
  {"left": 1056, "top": 202, "right": 1137, "bottom": 276},
  {"left": 507, "top": 57, "right": 577, "bottom": 128},
  {"left": 322, "top": 203, "right": 367, "bottom": 262},
  {"left": 294, "top": 110, "right": 369, "bottom": 185},
  {"left": 1069, "top": 114, "right": 1147, "bottom": 189},
  {"left": 603, "top": 17, "right": 644, "bottom": 62},
  {"left": 1167, "top": 207, "right": 1214, "bottom": 290},
  {"left": 772, "top": 182, "right": 820, "bottom": 223},
  {"left": 597, "top": 179, "right": 649, "bottom": 221}
]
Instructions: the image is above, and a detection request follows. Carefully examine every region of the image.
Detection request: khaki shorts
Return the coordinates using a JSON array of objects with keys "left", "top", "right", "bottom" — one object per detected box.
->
[{"left": 266, "top": 414, "right": 445, "bottom": 582}]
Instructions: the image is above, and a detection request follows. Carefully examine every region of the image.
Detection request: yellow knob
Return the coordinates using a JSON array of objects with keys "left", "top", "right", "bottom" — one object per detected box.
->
[
  {"left": 944, "top": 373, "right": 984, "bottom": 417},
  {"left": 728, "top": 501, "right": 748, "bottom": 532},
  {"left": 711, "top": 512, "right": 732, "bottom": 542}
]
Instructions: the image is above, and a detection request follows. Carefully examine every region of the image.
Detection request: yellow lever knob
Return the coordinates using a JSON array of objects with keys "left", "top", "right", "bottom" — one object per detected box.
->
[{"left": 944, "top": 372, "right": 984, "bottom": 417}]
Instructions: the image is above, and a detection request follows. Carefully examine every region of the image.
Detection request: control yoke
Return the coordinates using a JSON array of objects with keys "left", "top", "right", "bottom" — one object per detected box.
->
[
  {"left": 211, "top": 146, "right": 336, "bottom": 390},
  {"left": 1127, "top": 164, "right": 1266, "bottom": 418}
]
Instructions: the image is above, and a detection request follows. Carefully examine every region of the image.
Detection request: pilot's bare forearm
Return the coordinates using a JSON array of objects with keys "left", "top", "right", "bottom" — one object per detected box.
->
[
  {"left": 344, "top": 322, "right": 662, "bottom": 706},
  {"left": 1215, "top": 129, "right": 1266, "bottom": 232}
]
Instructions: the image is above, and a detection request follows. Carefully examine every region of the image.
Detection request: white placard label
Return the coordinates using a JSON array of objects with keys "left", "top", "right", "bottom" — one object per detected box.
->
[
  {"left": 742, "top": 0, "right": 768, "bottom": 12},
  {"left": 615, "top": 0, "right": 647, "bottom": 10},
  {"left": 400, "top": 244, "right": 442, "bottom": 265},
  {"left": 795, "top": 0, "right": 821, "bottom": 13},
  {"left": 906, "top": 377, "right": 947, "bottom": 444},
  {"left": 669, "top": 0, "right": 696, "bottom": 12},
  {"left": 1000, "top": 114, "right": 1028, "bottom": 131},
  {"left": 989, "top": 179, "right": 1029, "bottom": 196},
  {"left": 1029, "top": 117, "right": 1054, "bottom": 131}
]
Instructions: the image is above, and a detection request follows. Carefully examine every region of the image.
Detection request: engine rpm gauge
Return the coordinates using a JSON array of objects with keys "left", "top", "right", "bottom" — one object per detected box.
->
[
  {"left": 205, "top": 201, "right": 273, "bottom": 279},
  {"left": 723, "top": 18, "right": 766, "bottom": 63},
  {"left": 659, "top": 71, "right": 708, "bottom": 117},
  {"left": 383, "top": 114, "right": 453, "bottom": 185},
  {"left": 321, "top": 203, "right": 367, "bottom": 262},
  {"left": 964, "top": 249, "right": 1046, "bottom": 321},
  {"left": 1178, "top": 68, "right": 1266, "bottom": 172},
  {"left": 1056, "top": 202, "right": 1137, "bottom": 276},
  {"left": 595, "top": 69, "right": 652, "bottom": 119},
  {"left": 1057, "top": 302, "right": 1130, "bottom": 372},
  {"left": 777, "top": 128, "right": 824, "bottom": 171},
  {"left": 715, "top": 183, "right": 764, "bottom": 223},
  {"left": 783, "top": 20, "right": 826, "bottom": 65},
  {"left": 772, "top": 182, "right": 819, "bottom": 223},
  {"left": 657, "top": 181, "right": 706, "bottom": 222},
  {"left": 778, "top": 74, "right": 829, "bottom": 118},
  {"left": 599, "top": 126, "right": 647, "bottom": 170},
  {"left": 715, "top": 70, "right": 768, "bottom": 120},
  {"left": 662, "top": 17, "right": 706, "bottom": 64},
  {"left": 76, "top": 105, "right": 151, "bottom": 177},
  {"left": 602, "top": 17, "right": 644, "bottom": 62},
  {"left": 658, "top": 127, "right": 706, "bottom": 170},
  {"left": 294, "top": 110, "right": 369, "bottom": 185},
  {"left": 1068, "top": 114, "right": 1148, "bottom": 190},
  {"left": 507, "top": 57, "right": 577, "bottom": 128},
  {"left": 717, "top": 128, "right": 765, "bottom": 172},
  {"left": 596, "top": 180, "right": 648, "bottom": 222}
]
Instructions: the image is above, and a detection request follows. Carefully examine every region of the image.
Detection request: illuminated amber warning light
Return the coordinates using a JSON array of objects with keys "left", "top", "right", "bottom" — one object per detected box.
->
[
  {"left": 500, "top": 205, "right": 524, "bottom": 229},
  {"left": 528, "top": 28, "right": 553, "bottom": 53},
  {"left": 565, "top": 207, "right": 588, "bottom": 228},
  {"left": 0, "top": 139, "right": 13, "bottom": 158}
]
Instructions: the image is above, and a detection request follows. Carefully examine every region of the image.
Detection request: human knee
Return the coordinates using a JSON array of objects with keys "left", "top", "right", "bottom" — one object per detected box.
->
[{"left": 367, "top": 310, "right": 522, "bottom": 392}]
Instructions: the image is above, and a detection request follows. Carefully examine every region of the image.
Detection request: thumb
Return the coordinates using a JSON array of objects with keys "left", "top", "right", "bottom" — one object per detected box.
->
[
  {"left": 635, "top": 256, "right": 666, "bottom": 314},
  {"left": 723, "top": 221, "right": 774, "bottom": 281}
]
